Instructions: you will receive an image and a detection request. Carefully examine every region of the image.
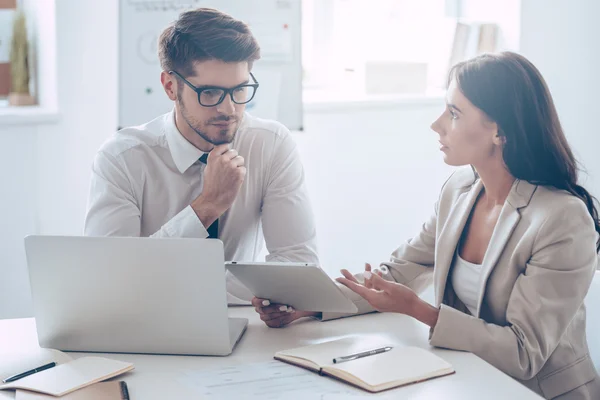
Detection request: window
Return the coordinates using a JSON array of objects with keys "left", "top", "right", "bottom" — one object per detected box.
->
[{"left": 302, "top": 0, "right": 521, "bottom": 99}]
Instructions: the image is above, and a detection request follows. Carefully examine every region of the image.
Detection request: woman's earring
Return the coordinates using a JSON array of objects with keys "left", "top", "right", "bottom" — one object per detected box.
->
[{"left": 494, "top": 133, "right": 506, "bottom": 146}]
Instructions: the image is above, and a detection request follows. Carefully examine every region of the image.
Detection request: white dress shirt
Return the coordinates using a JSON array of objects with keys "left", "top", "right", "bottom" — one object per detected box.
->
[
  {"left": 450, "top": 251, "right": 482, "bottom": 315},
  {"left": 84, "top": 110, "right": 319, "bottom": 303}
]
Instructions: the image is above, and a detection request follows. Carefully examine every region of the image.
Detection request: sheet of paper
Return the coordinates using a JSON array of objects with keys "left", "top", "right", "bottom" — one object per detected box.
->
[{"left": 179, "top": 361, "right": 367, "bottom": 399}]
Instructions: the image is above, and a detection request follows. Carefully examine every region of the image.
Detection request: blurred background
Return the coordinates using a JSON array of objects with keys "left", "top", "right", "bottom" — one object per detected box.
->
[{"left": 0, "top": 0, "right": 598, "bottom": 319}]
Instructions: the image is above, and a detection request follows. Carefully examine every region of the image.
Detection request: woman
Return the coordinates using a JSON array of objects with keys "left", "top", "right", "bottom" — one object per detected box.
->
[{"left": 336, "top": 52, "right": 600, "bottom": 400}]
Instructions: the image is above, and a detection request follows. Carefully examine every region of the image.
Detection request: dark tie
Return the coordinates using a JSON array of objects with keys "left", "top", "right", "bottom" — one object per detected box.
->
[{"left": 199, "top": 154, "right": 218, "bottom": 238}]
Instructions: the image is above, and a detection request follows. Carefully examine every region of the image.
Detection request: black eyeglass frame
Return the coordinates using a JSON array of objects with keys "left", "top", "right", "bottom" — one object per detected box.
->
[{"left": 168, "top": 70, "right": 260, "bottom": 107}]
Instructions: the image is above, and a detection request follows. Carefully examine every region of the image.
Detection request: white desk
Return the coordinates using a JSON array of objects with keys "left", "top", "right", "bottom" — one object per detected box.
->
[{"left": 0, "top": 308, "right": 542, "bottom": 399}]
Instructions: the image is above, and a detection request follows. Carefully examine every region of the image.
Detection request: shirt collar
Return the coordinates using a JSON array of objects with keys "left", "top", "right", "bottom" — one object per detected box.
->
[{"left": 164, "top": 110, "right": 205, "bottom": 174}]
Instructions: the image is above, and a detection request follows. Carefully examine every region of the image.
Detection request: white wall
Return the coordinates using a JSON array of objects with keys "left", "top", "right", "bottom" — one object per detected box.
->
[
  {"left": 459, "top": 0, "right": 521, "bottom": 50},
  {"left": 519, "top": 0, "right": 600, "bottom": 198},
  {"left": 0, "top": 127, "right": 38, "bottom": 319},
  {"left": 1, "top": 0, "right": 599, "bottom": 319},
  {"left": 295, "top": 0, "right": 600, "bottom": 276},
  {"left": 300, "top": 104, "right": 452, "bottom": 274},
  {"left": 35, "top": 0, "right": 118, "bottom": 235},
  {"left": 0, "top": 0, "right": 117, "bottom": 319}
]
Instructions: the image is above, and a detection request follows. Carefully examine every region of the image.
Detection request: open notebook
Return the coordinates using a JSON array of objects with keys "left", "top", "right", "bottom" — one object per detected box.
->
[
  {"left": 0, "top": 349, "right": 73, "bottom": 385},
  {"left": 0, "top": 357, "right": 133, "bottom": 397},
  {"left": 275, "top": 337, "right": 455, "bottom": 393}
]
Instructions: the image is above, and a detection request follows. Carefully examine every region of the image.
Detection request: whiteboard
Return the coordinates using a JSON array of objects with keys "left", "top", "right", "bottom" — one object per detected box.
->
[{"left": 118, "top": 0, "right": 303, "bottom": 130}]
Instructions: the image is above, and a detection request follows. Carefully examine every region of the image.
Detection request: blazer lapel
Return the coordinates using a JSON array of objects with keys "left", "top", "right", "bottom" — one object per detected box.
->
[
  {"left": 434, "top": 179, "right": 483, "bottom": 306},
  {"left": 474, "top": 180, "right": 537, "bottom": 316}
]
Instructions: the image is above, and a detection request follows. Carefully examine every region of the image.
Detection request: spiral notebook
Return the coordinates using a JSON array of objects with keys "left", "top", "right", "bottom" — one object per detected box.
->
[{"left": 274, "top": 337, "right": 455, "bottom": 393}]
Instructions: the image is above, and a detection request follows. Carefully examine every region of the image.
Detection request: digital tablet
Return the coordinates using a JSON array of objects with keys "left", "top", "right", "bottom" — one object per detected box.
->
[{"left": 225, "top": 262, "right": 358, "bottom": 313}]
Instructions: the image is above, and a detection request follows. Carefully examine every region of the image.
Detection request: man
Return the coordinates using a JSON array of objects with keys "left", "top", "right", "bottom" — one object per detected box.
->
[{"left": 84, "top": 8, "right": 319, "bottom": 324}]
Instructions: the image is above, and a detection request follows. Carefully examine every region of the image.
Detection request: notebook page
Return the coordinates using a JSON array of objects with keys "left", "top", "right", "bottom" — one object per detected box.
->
[
  {"left": 0, "top": 349, "right": 72, "bottom": 383},
  {"left": 328, "top": 346, "right": 453, "bottom": 387},
  {"left": 0, "top": 357, "right": 133, "bottom": 396},
  {"left": 276, "top": 336, "right": 391, "bottom": 368}
]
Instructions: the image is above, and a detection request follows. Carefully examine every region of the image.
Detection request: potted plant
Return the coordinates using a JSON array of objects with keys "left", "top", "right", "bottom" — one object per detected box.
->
[{"left": 8, "top": 10, "right": 35, "bottom": 106}]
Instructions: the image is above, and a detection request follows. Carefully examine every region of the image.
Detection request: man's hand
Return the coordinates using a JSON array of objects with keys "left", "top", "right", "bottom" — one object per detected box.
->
[
  {"left": 251, "top": 297, "right": 320, "bottom": 328},
  {"left": 192, "top": 144, "right": 246, "bottom": 227}
]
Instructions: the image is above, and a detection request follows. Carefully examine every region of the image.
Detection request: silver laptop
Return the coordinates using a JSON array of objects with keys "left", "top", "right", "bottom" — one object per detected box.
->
[{"left": 24, "top": 235, "right": 247, "bottom": 356}]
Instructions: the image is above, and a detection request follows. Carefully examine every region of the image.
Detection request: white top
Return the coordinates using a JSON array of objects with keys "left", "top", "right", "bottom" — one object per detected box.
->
[
  {"left": 451, "top": 251, "right": 483, "bottom": 316},
  {"left": 84, "top": 111, "right": 319, "bottom": 303}
]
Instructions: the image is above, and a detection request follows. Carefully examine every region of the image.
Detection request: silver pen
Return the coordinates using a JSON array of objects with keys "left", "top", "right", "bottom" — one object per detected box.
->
[{"left": 332, "top": 346, "right": 393, "bottom": 364}]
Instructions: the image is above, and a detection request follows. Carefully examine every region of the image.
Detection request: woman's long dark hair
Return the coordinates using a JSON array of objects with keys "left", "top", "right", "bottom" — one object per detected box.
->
[{"left": 450, "top": 51, "right": 600, "bottom": 249}]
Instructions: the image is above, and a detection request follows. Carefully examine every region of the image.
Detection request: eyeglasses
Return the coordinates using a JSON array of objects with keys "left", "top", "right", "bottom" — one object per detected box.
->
[{"left": 168, "top": 70, "right": 259, "bottom": 107}]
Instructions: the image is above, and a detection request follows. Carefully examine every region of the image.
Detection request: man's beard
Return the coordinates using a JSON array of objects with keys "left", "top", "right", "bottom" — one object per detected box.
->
[{"left": 179, "top": 100, "right": 239, "bottom": 146}]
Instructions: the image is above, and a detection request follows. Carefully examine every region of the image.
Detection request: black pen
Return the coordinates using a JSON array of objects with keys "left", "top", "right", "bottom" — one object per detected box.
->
[
  {"left": 2, "top": 362, "right": 56, "bottom": 383},
  {"left": 332, "top": 346, "right": 393, "bottom": 364}
]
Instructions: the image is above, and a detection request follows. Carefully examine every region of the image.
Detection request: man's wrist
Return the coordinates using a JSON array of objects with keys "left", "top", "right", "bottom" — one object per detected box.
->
[{"left": 191, "top": 196, "right": 223, "bottom": 228}]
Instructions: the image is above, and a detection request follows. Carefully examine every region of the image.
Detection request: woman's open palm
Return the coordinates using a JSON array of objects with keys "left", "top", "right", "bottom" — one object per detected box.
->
[{"left": 336, "top": 264, "right": 418, "bottom": 315}]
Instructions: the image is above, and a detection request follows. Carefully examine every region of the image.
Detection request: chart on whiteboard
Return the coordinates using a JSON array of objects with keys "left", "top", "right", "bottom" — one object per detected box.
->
[{"left": 119, "top": 0, "right": 303, "bottom": 130}]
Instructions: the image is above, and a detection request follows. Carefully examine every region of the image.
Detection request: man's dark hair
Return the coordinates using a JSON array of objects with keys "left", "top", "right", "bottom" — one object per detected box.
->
[{"left": 159, "top": 8, "right": 261, "bottom": 76}]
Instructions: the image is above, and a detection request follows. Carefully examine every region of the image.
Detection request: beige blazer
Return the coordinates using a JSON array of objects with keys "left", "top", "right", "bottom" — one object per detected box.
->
[{"left": 326, "top": 167, "right": 599, "bottom": 399}]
